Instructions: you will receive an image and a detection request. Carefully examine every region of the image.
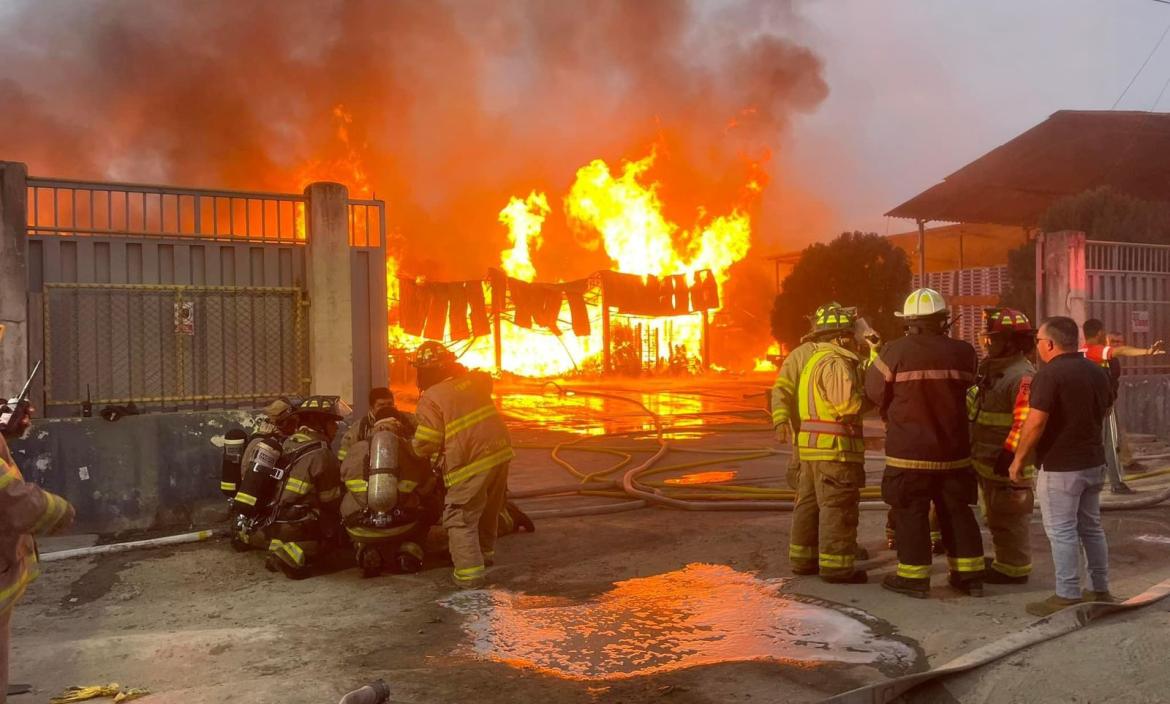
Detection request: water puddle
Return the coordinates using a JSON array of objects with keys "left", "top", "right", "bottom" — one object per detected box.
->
[
  {"left": 664, "top": 470, "right": 738, "bottom": 485},
  {"left": 440, "top": 563, "right": 920, "bottom": 680},
  {"left": 1134, "top": 534, "right": 1170, "bottom": 545}
]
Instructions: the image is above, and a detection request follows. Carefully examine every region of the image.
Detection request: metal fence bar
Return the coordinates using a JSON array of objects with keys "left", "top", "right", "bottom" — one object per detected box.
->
[{"left": 28, "top": 178, "right": 308, "bottom": 244}]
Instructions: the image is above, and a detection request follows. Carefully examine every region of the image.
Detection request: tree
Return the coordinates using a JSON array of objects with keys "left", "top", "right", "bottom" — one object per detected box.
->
[
  {"left": 770, "top": 232, "right": 912, "bottom": 347},
  {"left": 999, "top": 187, "right": 1170, "bottom": 317}
]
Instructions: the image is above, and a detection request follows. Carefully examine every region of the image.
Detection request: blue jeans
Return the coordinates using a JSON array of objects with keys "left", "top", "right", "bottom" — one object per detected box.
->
[{"left": 1037, "top": 466, "right": 1109, "bottom": 599}]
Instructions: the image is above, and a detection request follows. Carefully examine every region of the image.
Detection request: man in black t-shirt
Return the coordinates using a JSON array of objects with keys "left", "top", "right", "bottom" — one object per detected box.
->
[{"left": 1008, "top": 316, "right": 1115, "bottom": 617}]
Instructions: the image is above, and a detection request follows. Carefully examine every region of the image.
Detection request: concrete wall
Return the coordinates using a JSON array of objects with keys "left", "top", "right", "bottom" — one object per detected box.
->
[
  {"left": 0, "top": 161, "right": 28, "bottom": 394},
  {"left": 8, "top": 410, "right": 258, "bottom": 535},
  {"left": 1037, "top": 230, "right": 1088, "bottom": 322},
  {"left": 305, "top": 182, "right": 355, "bottom": 407}
]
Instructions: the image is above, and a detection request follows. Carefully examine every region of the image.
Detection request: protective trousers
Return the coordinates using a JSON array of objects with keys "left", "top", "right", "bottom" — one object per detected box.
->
[
  {"left": 788, "top": 461, "right": 865, "bottom": 578},
  {"left": 245, "top": 513, "right": 333, "bottom": 572},
  {"left": 979, "top": 476, "right": 1033, "bottom": 578},
  {"left": 882, "top": 468, "right": 985, "bottom": 584},
  {"left": 885, "top": 507, "right": 941, "bottom": 547},
  {"left": 443, "top": 463, "right": 509, "bottom": 586}
]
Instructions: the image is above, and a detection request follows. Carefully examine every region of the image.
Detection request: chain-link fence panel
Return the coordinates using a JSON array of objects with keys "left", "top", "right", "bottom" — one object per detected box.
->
[{"left": 43, "top": 284, "right": 307, "bottom": 414}]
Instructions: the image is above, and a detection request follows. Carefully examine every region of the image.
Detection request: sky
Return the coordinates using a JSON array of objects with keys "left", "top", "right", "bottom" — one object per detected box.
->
[{"left": 784, "top": 0, "right": 1170, "bottom": 241}]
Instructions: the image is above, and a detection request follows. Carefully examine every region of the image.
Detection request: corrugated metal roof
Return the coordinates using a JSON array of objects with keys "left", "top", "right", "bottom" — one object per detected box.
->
[{"left": 886, "top": 110, "right": 1170, "bottom": 225}]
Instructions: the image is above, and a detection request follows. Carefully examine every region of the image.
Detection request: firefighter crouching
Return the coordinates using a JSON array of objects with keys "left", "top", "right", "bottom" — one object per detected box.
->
[
  {"left": 232, "top": 395, "right": 347, "bottom": 579},
  {"left": 341, "top": 411, "right": 441, "bottom": 577},
  {"left": 969, "top": 307, "right": 1037, "bottom": 584},
  {"left": 411, "top": 341, "right": 514, "bottom": 589},
  {"left": 787, "top": 304, "right": 873, "bottom": 583},
  {"left": 339, "top": 387, "right": 414, "bottom": 461},
  {"left": 222, "top": 398, "right": 300, "bottom": 506},
  {"left": 866, "top": 288, "right": 986, "bottom": 598}
]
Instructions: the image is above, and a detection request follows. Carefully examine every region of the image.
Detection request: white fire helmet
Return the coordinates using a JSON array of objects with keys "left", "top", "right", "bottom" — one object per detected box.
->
[{"left": 895, "top": 288, "right": 949, "bottom": 319}]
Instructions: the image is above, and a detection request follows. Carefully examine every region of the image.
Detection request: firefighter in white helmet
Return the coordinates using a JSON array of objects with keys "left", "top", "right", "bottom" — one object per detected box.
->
[
  {"left": 410, "top": 341, "right": 514, "bottom": 589},
  {"left": 865, "top": 288, "right": 986, "bottom": 599}
]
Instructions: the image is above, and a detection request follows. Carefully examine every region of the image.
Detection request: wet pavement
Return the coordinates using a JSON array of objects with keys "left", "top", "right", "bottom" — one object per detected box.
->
[{"left": 441, "top": 563, "right": 922, "bottom": 680}]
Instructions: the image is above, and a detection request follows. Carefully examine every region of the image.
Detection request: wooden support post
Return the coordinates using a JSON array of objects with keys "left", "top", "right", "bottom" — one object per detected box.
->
[
  {"left": 916, "top": 219, "right": 928, "bottom": 284},
  {"left": 701, "top": 309, "right": 710, "bottom": 371},
  {"left": 601, "top": 283, "right": 612, "bottom": 373},
  {"left": 492, "top": 280, "right": 503, "bottom": 373}
]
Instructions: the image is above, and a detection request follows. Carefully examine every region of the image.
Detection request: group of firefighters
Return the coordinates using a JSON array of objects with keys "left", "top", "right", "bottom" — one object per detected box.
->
[
  {"left": 770, "top": 286, "right": 1158, "bottom": 599},
  {"left": 221, "top": 341, "right": 528, "bottom": 589}
]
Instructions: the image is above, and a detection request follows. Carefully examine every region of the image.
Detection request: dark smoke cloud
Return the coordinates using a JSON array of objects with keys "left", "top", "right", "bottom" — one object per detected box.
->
[{"left": 0, "top": 0, "right": 829, "bottom": 280}]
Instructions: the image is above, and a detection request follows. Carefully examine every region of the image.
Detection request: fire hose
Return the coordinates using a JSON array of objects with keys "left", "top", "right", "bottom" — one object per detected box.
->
[{"left": 513, "top": 382, "right": 1170, "bottom": 518}]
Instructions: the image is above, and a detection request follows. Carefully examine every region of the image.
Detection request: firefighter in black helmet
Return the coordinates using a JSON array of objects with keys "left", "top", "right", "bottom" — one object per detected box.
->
[{"left": 865, "top": 288, "right": 985, "bottom": 599}]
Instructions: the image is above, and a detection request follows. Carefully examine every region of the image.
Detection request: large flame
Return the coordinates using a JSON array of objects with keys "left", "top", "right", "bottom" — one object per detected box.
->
[{"left": 385, "top": 146, "right": 757, "bottom": 378}]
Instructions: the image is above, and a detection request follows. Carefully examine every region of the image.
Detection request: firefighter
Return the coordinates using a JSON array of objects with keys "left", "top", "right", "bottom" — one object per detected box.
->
[
  {"left": 410, "top": 341, "right": 514, "bottom": 589},
  {"left": 968, "top": 308, "right": 1037, "bottom": 584},
  {"left": 225, "top": 398, "right": 299, "bottom": 501},
  {"left": 339, "top": 387, "right": 416, "bottom": 461},
  {"left": 865, "top": 288, "right": 985, "bottom": 598},
  {"left": 257, "top": 395, "right": 347, "bottom": 579},
  {"left": 1, "top": 326, "right": 75, "bottom": 703},
  {"left": 787, "top": 304, "right": 871, "bottom": 583},
  {"left": 340, "top": 411, "right": 441, "bottom": 577},
  {"left": 772, "top": 303, "right": 840, "bottom": 491}
]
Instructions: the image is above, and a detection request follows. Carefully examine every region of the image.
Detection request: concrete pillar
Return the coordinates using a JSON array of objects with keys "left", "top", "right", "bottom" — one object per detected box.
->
[
  {"left": 0, "top": 162, "right": 29, "bottom": 396},
  {"left": 1038, "top": 230, "right": 1087, "bottom": 325},
  {"left": 304, "top": 182, "right": 354, "bottom": 404}
]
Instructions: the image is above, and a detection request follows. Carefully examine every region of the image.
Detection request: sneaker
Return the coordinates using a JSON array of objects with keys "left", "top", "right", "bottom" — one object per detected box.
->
[
  {"left": 1025, "top": 594, "right": 1082, "bottom": 617},
  {"left": 791, "top": 563, "right": 818, "bottom": 576},
  {"left": 882, "top": 574, "right": 929, "bottom": 599},
  {"left": 1109, "top": 484, "right": 1137, "bottom": 495},
  {"left": 822, "top": 571, "right": 868, "bottom": 584},
  {"left": 948, "top": 574, "right": 984, "bottom": 597},
  {"left": 982, "top": 568, "right": 1029, "bottom": 585},
  {"left": 1082, "top": 589, "right": 1120, "bottom": 603}
]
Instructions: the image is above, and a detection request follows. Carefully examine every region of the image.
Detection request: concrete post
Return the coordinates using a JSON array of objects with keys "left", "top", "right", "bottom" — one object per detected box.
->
[
  {"left": 304, "top": 182, "right": 354, "bottom": 404},
  {"left": 1038, "top": 230, "right": 1087, "bottom": 325},
  {"left": 0, "top": 162, "right": 29, "bottom": 396}
]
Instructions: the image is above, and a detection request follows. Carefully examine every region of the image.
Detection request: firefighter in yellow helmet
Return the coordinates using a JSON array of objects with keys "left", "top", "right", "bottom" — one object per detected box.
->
[
  {"left": 772, "top": 302, "right": 841, "bottom": 489},
  {"left": 968, "top": 307, "right": 1037, "bottom": 584},
  {"left": 410, "top": 341, "right": 514, "bottom": 589},
  {"left": 0, "top": 324, "right": 75, "bottom": 702},
  {"left": 787, "top": 304, "right": 873, "bottom": 583},
  {"left": 865, "top": 288, "right": 985, "bottom": 599}
]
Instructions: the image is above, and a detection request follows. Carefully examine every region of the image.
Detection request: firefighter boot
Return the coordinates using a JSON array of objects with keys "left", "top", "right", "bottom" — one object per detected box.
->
[
  {"left": 983, "top": 567, "right": 1028, "bottom": 585},
  {"left": 882, "top": 574, "right": 929, "bottom": 599},
  {"left": 357, "top": 545, "right": 384, "bottom": 579},
  {"left": 822, "top": 570, "right": 868, "bottom": 585},
  {"left": 396, "top": 551, "right": 423, "bottom": 574},
  {"left": 948, "top": 573, "right": 985, "bottom": 597}
]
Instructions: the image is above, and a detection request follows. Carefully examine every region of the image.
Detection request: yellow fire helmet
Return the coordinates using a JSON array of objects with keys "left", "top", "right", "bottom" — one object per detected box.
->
[{"left": 895, "top": 288, "right": 948, "bottom": 319}]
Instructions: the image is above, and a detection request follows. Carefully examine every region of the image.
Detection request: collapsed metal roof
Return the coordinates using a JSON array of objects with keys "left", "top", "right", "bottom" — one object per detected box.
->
[{"left": 886, "top": 110, "right": 1170, "bottom": 226}]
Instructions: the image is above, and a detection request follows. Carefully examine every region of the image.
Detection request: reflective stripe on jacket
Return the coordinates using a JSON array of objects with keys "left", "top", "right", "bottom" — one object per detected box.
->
[
  {"left": 796, "top": 343, "right": 866, "bottom": 463},
  {"left": 968, "top": 354, "right": 1036, "bottom": 482},
  {"left": 1, "top": 436, "right": 72, "bottom": 615},
  {"left": 770, "top": 341, "right": 817, "bottom": 429},
  {"left": 412, "top": 371, "right": 514, "bottom": 488},
  {"left": 864, "top": 332, "right": 978, "bottom": 470},
  {"left": 278, "top": 429, "right": 342, "bottom": 510}
]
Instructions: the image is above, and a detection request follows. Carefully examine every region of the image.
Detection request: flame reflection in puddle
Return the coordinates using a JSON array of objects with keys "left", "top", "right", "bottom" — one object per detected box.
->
[
  {"left": 440, "top": 563, "right": 918, "bottom": 680},
  {"left": 663, "top": 470, "right": 738, "bottom": 485}
]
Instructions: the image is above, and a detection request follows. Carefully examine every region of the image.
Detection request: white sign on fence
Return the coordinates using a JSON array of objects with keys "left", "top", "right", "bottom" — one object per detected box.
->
[{"left": 1131, "top": 309, "right": 1150, "bottom": 334}]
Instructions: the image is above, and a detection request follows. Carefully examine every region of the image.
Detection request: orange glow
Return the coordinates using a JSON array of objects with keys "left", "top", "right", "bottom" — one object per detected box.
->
[
  {"left": 664, "top": 470, "right": 738, "bottom": 485},
  {"left": 753, "top": 342, "right": 781, "bottom": 372},
  {"left": 441, "top": 563, "right": 919, "bottom": 680}
]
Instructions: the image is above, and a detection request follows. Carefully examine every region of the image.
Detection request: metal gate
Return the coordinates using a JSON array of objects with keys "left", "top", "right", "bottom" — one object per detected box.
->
[
  {"left": 42, "top": 283, "right": 307, "bottom": 412},
  {"left": 1085, "top": 240, "right": 1170, "bottom": 376}
]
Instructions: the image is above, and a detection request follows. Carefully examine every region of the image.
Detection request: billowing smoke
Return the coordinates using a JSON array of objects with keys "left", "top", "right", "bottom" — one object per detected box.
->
[{"left": 0, "top": 1, "right": 828, "bottom": 278}]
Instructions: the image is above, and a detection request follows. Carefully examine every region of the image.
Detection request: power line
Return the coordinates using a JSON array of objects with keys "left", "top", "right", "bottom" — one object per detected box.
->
[
  {"left": 1112, "top": 19, "right": 1170, "bottom": 109},
  {"left": 1154, "top": 67, "right": 1170, "bottom": 109}
]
